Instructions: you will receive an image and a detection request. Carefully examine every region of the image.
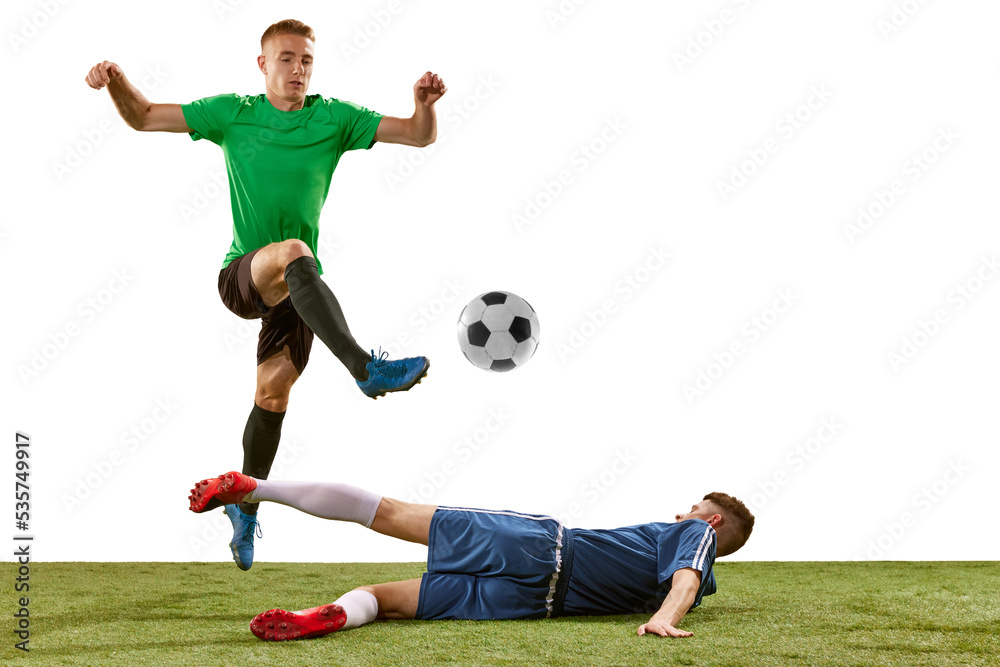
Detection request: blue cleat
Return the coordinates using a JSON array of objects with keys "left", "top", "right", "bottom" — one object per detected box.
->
[
  {"left": 224, "top": 504, "right": 262, "bottom": 571},
  {"left": 356, "top": 349, "right": 430, "bottom": 399}
]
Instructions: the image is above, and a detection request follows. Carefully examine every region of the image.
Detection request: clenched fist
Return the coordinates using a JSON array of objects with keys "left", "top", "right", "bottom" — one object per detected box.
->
[
  {"left": 413, "top": 71, "right": 446, "bottom": 107},
  {"left": 85, "top": 61, "right": 123, "bottom": 90}
]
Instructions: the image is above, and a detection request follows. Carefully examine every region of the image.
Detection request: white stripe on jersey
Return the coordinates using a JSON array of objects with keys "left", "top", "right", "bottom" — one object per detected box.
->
[
  {"left": 437, "top": 506, "right": 558, "bottom": 523},
  {"left": 544, "top": 523, "right": 564, "bottom": 619},
  {"left": 693, "top": 525, "right": 716, "bottom": 571}
]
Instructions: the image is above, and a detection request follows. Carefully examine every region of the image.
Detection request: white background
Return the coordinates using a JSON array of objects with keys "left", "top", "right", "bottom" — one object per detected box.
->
[{"left": 3, "top": 0, "right": 998, "bottom": 564}]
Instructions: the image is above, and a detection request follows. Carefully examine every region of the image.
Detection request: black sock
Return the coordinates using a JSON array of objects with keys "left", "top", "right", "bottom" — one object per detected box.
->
[
  {"left": 284, "top": 256, "right": 371, "bottom": 381},
  {"left": 240, "top": 403, "right": 286, "bottom": 515}
]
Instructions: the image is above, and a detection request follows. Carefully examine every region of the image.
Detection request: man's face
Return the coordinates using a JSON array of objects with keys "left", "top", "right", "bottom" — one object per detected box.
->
[
  {"left": 675, "top": 500, "right": 721, "bottom": 524},
  {"left": 259, "top": 34, "right": 315, "bottom": 104}
]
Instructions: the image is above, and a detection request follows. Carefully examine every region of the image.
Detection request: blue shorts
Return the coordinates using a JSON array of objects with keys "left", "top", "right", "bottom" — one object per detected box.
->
[{"left": 415, "top": 507, "right": 570, "bottom": 620}]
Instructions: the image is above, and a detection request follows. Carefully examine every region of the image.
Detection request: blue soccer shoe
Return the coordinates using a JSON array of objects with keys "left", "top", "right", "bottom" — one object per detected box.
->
[
  {"left": 356, "top": 349, "right": 430, "bottom": 399},
  {"left": 224, "top": 504, "right": 262, "bottom": 571}
]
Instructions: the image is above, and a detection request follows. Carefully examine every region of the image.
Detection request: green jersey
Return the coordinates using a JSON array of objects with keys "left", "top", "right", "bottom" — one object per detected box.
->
[{"left": 181, "top": 93, "right": 383, "bottom": 274}]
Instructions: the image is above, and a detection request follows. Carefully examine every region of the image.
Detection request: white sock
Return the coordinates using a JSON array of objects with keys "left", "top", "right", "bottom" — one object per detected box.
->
[
  {"left": 243, "top": 480, "right": 383, "bottom": 528},
  {"left": 334, "top": 590, "right": 379, "bottom": 630}
]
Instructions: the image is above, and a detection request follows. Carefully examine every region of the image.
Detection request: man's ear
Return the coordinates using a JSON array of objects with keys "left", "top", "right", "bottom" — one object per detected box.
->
[{"left": 708, "top": 513, "right": 724, "bottom": 528}]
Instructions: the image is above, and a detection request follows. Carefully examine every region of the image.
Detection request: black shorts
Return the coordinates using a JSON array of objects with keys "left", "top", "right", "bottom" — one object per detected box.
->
[{"left": 217, "top": 248, "right": 314, "bottom": 375}]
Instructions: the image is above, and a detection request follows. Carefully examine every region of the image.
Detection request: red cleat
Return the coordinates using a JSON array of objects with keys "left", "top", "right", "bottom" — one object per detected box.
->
[
  {"left": 250, "top": 604, "right": 347, "bottom": 641},
  {"left": 188, "top": 471, "right": 258, "bottom": 513}
]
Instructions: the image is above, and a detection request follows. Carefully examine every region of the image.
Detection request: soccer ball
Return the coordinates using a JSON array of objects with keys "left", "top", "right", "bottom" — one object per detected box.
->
[{"left": 457, "top": 291, "right": 540, "bottom": 372}]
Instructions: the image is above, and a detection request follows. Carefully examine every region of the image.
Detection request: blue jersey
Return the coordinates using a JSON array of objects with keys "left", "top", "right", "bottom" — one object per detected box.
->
[{"left": 560, "top": 519, "right": 717, "bottom": 616}]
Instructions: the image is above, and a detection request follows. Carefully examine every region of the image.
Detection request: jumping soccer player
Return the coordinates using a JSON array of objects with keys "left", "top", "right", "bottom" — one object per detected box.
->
[
  {"left": 85, "top": 19, "right": 447, "bottom": 570},
  {"left": 189, "top": 472, "right": 755, "bottom": 640}
]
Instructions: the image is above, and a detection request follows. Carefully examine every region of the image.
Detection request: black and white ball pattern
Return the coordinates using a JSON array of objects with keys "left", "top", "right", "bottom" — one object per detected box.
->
[{"left": 457, "top": 291, "right": 540, "bottom": 372}]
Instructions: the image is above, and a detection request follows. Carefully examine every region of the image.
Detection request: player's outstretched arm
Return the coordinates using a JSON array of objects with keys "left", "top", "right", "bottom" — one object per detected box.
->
[
  {"left": 375, "top": 71, "right": 447, "bottom": 147},
  {"left": 84, "top": 60, "right": 191, "bottom": 133},
  {"left": 636, "top": 568, "right": 701, "bottom": 638}
]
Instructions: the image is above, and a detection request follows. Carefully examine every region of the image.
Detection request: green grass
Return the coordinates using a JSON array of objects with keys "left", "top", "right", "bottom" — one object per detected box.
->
[{"left": 2, "top": 562, "right": 998, "bottom": 666}]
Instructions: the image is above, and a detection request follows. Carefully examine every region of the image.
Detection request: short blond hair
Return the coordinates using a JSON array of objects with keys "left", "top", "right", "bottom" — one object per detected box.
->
[{"left": 261, "top": 19, "right": 316, "bottom": 52}]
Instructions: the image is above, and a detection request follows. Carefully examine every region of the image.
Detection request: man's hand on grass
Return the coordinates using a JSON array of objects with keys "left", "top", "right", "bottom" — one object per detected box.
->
[
  {"left": 637, "top": 569, "right": 701, "bottom": 638},
  {"left": 637, "top": 620, "right": 693, "bottom": 638}
]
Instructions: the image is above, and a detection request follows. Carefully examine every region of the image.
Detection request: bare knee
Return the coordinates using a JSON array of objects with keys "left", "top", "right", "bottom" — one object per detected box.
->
[
  {"left": 354, "top": 580, "right": 421, "bottom": 620},
  {"left": 252, "top": 240, "right": 314, "bottom": 307},
  {"left": 370, "top": 498, "right": 436, "bottom": 545},
  {"left": 255, "top": 387, "right": 290, "bottom": 412},
  {"left": 274, "top": 239, "right": 312, "bottom": 267},
  {"left": 256, "top": 352, "right": 299, "bottom": 412},
  {"left": 256, "top": 373, "right": 294, "bottom": 411}
]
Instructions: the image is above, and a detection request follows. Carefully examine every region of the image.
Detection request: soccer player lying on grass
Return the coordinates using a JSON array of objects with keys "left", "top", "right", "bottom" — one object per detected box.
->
[{"left": 189, "top": 472, "right": 755, "bottom": 640}]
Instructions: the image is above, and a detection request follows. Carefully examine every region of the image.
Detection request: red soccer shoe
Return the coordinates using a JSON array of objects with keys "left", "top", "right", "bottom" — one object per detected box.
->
[
  {"left": 188, "top": 471, "right": 258, "bottom": 513},
  {"left": 250, "top": 604, "right": 348, "bottom": 641}
]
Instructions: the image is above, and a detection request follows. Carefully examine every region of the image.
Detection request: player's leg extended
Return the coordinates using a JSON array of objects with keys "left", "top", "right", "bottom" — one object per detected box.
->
[
  {"left": 249, "top": 579, "right": 421, "bottom": 641},
  {"left": 250, "top": 482, "right": 437, "bottom": 545},
  {"left": 250, "top": 239, "right": 429, "bottom": 398},
  {"left": 191, "top": 476, "right": 436, "bottom": 545}
]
